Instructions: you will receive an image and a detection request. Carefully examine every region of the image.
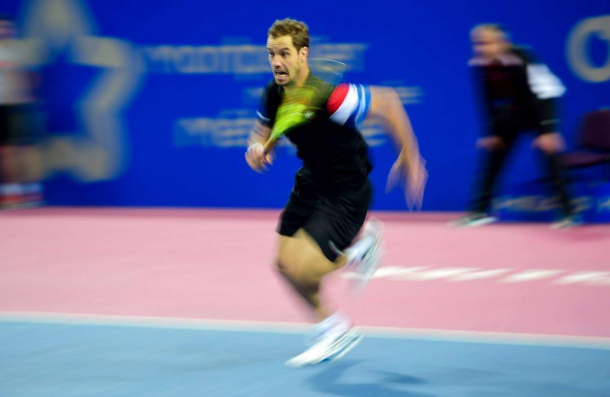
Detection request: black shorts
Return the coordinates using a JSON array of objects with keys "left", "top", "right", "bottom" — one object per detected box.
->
[
  {"left": 278, "top": 174, "right": 372, "bottom": 261},
  {"left": 491, "top": 111, "right": 551, "bottom": 138}
]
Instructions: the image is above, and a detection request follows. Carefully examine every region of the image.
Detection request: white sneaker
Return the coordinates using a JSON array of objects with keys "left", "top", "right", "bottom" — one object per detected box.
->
[
  {"left": 550, "top": 214, "right": 583, "bottom": 230},
  {"left": 348, "top": 218, "right": 384, "bottom": 293},
  {"left": 450, "top": 212, "right": 497, "bottom": 228},
  {"left": 285, "top": 327, "right": 363, "bottom": 367}
]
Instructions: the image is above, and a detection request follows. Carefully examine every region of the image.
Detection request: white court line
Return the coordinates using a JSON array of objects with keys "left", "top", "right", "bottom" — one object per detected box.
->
[
  {"left": 1, "top": 311, "right": 610, "bottom": 351},
  {"left": 343, "top": 267, "right": 610, "bottom": 286}
]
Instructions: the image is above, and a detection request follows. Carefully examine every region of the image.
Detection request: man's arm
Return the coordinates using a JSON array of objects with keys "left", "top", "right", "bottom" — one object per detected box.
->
[
  {"left": 368, "top": 87, "right": 420, "bottom": 162},
  {"left": 245, "top": 121, "right": 273, "bottom": 173},
  {"left": 519, "top": 48, "right": 567, "bottom": 153},
  {"left": 246, "top": 81, "right": 275, "bottom": 173},
  {"left": 474, "top": 68, "right": 507, "bottom": 150},
  {"left": 367, "top": 86, "right": 427, "bottom": 209},
  {"left": 249, "top": 120, "right": 272, "bottom": 146}
]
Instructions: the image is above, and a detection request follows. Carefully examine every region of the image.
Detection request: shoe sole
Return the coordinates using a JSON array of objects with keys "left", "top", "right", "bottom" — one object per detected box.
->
[
  {"left": 285, "top": 329, "right": 363, "bottom": 367},
  {"left": 321, "top": 330, "right": 363, "bottom": 363}
]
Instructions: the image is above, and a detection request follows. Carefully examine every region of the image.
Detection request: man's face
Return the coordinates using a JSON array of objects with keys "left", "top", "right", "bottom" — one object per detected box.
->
[
  {"left": 267, "top": 35, "right": 305, "bottom": 87},
  {"left": 471, "top": 28, "right": 508, "bottom": 60}
]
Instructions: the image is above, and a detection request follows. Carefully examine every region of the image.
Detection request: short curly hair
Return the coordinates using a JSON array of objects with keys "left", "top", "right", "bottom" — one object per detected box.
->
[
  {"left": 471, "top": 23, "right": 511, "bottom": 40},
  {"left": 268, "top": 18, "right": 310, "bottom": 52}
]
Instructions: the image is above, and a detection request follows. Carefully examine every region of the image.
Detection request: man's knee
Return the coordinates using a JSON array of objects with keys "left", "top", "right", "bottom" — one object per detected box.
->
[
  {"left": 273, "top": 259, "right": 283, "bottom": 272},
  {"left": 278, "top": 247, "right": 322, "bottom": 287},
  {"left": 275, "top": 248, "right": 301, "bottom": 280},
  {"left": 274, "top": 231, "right": 336, "bottom": 283},
  {"left": 273, "top": 258, "right": 292, "bottom": 278}
]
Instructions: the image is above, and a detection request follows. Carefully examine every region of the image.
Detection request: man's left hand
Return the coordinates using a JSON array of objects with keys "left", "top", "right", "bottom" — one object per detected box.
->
[{"left": 532, "top": 132, "right": 566, "bottom": 154}]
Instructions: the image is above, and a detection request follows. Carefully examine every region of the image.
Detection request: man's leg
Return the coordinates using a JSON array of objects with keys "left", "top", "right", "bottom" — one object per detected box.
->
[
  {"left": 272, "top": 180, "right": 381, "bottom": 365},
  {"left": 275, "top": 229, "right": 367, "bottom": 366},
  {"left": 531, "top": 133, "right": 572, "bottom": 215},
  {"left": 453, "top": 130, "right": 520, "bottom": 228},
  {"left": 452, "top": 145, "right": 510, "bottom": 226},
  {"left": 275, "top": 230, "right": 346, "bottom": 321},
  {"left": 542, "top": 152, "right": 573, "bottom": 217},
  {"left": 469, "top": 142, "right": 512, "bottom": 215},
  {"left": 275, "top": 217, "right": 383, "bottom": 320}
]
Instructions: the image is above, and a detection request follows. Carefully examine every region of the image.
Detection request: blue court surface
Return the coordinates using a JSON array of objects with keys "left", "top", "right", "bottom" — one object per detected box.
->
[{"left": 1, "top": 320, "right": 609, "bottom": 397}]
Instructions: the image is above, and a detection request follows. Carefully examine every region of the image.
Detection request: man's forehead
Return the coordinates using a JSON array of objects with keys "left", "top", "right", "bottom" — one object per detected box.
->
[{"left": 267, "top": 35, "right": 295, "bottom": 49}]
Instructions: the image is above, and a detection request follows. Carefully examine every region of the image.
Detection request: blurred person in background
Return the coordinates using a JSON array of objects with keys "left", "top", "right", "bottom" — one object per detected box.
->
[
  {"left": 0, "top": 14, "right": 43, "bottom": 209},
  {"left": 246, "top": 18, "right": 427, "bottom": 366},
  {"left": 455, "top": 24, "right": 579, "bottom": 228}
]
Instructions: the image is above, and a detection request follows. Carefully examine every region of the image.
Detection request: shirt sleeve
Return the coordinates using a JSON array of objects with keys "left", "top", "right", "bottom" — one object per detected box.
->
[
  {"left": 326, "top": 83, "right": 371, "bottom": 128},
  {"left": 256, "top": 82, "right": 279, "bottom": 127},
  {"left": 519, "top": 48, "right": 565, "bottom": 133},
  {"left": 256, "top": 94, "right": 272, "bottom": 126},
  {"left": 526, "top": 64, "right": 566, "bottom": 100}
]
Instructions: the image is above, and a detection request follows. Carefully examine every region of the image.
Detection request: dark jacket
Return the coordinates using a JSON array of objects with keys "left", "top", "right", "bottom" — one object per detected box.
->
[{"left": 469, "top": 46, "right": 566, "bottom": 136}]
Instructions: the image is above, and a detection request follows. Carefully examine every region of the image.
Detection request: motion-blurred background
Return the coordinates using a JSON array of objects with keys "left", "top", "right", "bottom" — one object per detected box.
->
[{"left": 0, "top": 0, "right": 608, "bottom": 217}]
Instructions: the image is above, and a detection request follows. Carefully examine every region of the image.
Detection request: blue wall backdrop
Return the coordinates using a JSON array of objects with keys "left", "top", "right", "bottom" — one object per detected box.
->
[{"left": 3, "top": 0, "right": 609, "bottom": 210}]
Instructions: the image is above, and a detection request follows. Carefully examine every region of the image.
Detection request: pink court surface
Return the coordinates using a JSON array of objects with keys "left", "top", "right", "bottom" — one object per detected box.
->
[{"left": 1, "top": 207, "right": 609, "bottom": 343}]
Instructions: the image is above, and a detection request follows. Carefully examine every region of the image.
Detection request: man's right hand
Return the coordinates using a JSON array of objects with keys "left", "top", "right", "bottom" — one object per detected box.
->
[
  {"left": 477, "top": 136, "right": 506, "bottom": 151},
  {"left": 386, "top": 151, "right": 428, "bottom": 211},
  {"left": 245, "top": 142, "right": 273, "bottom": 173}
]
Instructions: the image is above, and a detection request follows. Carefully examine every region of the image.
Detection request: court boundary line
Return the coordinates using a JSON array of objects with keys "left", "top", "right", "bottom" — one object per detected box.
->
[{"left": 1, "top": 311, "right": 609, "bottom": 350}]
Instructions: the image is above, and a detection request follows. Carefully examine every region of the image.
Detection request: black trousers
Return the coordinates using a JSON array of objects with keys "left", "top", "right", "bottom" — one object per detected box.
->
[{"left": 469, "top": 131, "right": 573, "bottom": 217}]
